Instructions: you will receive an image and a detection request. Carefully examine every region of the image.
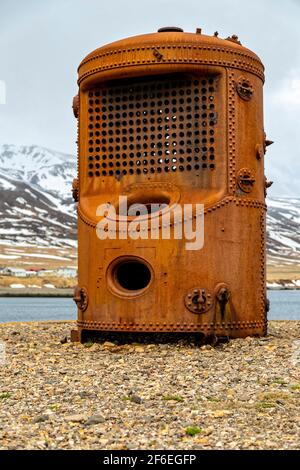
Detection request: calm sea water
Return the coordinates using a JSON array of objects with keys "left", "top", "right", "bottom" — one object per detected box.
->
[
  {"left": 0, "top": 290, "right": 299, "bottom": 323},
  {"left": 0, "top": 297, "right": 76, "bottom": 323}
]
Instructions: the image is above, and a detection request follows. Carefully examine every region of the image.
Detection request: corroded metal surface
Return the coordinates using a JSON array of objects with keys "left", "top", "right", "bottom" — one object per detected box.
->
[{"left": 72, "top": 27, "right": 269, "bottom": 341}]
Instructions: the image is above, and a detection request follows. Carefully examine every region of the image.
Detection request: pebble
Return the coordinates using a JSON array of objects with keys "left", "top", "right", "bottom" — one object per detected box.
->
[
  {"left": 64, "top": 414, "right": 86, "bottom": 423},
  {"left": 32, "top": 414, "right": 49, "bottom": 423},
  {"left": 130, "top": 394, "right": 142, "bottom": 404},
  {"left": 85, "top": 415, "right": 106, "bottom": 426}
]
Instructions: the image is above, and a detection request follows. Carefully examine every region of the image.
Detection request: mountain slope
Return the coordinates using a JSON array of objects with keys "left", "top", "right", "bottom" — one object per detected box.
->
[
  {"left": 0, "top": 144, "right": 75, "bottom": 199},
  {"left": 266, "top": 197, "right": 300, "bottom": 265},
  {"left": 0, "top": 145, "right": 76, "bottom": 248}
]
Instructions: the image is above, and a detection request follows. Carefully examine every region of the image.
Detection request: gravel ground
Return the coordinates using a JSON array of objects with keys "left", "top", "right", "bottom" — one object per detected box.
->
[{"left": 0, "top": 321, "right": 299, "bottom": 450}]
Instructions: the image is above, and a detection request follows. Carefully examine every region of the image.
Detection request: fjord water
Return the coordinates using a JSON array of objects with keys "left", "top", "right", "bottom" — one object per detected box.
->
[
  {"left": 0, "top": 297, "right": 76, "bottom": 323},
  {"left": 0, "top": 290, "right": 299, "bottom": 323}
]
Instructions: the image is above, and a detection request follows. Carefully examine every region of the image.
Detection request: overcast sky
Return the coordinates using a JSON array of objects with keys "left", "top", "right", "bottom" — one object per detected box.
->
[{"left": 1, "top": 0, "right": 299, "bottom": 196}]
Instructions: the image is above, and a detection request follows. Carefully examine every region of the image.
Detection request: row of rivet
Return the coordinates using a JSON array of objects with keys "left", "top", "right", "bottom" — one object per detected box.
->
[
  {"left": 81, "top": 44, "right": 263, "bottom": 66},
  {"left": 79, "top": 45, "right": 264, "bottom": 80},
  {"left": 79, "top": 60, "right": 264, "bottom": 85},
  {"left": 77, "top": 320, "right": 265, "bottom": 331},
  {"left": 228, "top": 70, "right": 236, "bottom": 193},
  {"left": 260, "top": 210, "right": 267, "bottom": 330}
]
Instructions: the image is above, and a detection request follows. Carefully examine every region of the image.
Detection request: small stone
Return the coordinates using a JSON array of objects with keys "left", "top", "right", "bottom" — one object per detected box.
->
[
  {"left": 85, "top": 414, "right": 106, "bottom": 426},
  {"left": 79, "top": 391, "right": 91, "bottom": 398},
  {"left": 195, "top": 437, "right": 209, "bottom": 445},
  {"left": 244, "top": 357, "right": 254, "bottom": 363},
  {"left": 102, "top": 341, "right": 116, "bottom": 348},
  {"left": 60, "top": 337, "right": 68, "bottom": 344},
  {"left": 130, "top": 394, "right": 142, "bottom": 404},
  {"left": 33, "top": 414, "right": 49, "bottom": 423},
  {"left": 212, "top": 410, "right": 232, "bottom": 418},
  {"left": 124, "top": 444, "right": 136, "bottom": 450},
  {"left": 64, "top": 414, "right": 86, "bottom": 423},
  {"left": 203, "top": 426, "right": 214, "bottom": 436},
  {"left": 134, "top": 346, "right": 145, "bottom": 353}
]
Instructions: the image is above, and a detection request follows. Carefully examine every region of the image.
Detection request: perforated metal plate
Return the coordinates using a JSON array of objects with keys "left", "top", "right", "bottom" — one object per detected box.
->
[{"left": 86, "top": 75, "right": 218, "bottom": 178}]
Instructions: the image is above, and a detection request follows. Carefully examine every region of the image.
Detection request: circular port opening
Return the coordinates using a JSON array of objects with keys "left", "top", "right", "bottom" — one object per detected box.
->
[{"left": 107, "top": 257, "right": 153, "bottom": 297}]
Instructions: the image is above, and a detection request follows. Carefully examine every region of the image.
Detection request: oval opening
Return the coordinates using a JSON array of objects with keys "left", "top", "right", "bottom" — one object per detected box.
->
[
  {"left": 108, "top": 257, "right": 153, "bottom": 296},
  {"left": 117, "top": 192, "right": 171, "bottom": 216},
  {"left": 157, "top": 26, "right": 184, "bottom": 33}
]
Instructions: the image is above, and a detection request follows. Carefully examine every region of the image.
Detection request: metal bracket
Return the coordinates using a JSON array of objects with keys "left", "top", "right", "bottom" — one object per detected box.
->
[
  {"left": 72, "top": 94, "right": 79, "bottom": 118},
  {"left": 72, "top": 178, "right": 79, "bottom": 202},
  {"left": 236, "top": 77, "right": 253, "bottom": 101},
  {"left": 185, "top": 288, "right": 213, "bottom": 314},
  {"left": 153, "top": 48, "right": 163, "bottom": 61},
  {"left": 73, "top": 286, "right": 88, "bottom": 311},
  {"left": 237, "top": 168, "right": 256, "bottom": 193}
]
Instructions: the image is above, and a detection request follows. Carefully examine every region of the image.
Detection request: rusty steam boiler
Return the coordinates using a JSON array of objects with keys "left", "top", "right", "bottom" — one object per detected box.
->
[{"left": 71, "top": 27, "right": 272, "bottom": 342}]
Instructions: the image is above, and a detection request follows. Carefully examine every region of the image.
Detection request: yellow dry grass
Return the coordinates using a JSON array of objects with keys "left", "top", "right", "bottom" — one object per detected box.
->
[
  {"left": 267, "top": 265, "right": 300, "bottom": 282},
  {"left": 0, "top": 244, "right": 76, "bottom": 269},
  {"left": 0, "top": 275, "right": 77, "bottom": 289}
]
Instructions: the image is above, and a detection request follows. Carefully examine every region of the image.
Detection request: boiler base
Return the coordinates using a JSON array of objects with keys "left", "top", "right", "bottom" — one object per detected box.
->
[{"left": 70, "top": 320, "right": 267, "bottom": 343}]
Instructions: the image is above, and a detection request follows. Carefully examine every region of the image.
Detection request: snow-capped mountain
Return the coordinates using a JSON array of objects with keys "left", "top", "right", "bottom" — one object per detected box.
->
[
  {"left": 266, "top": 197, "right": 300, "bottom": 265},
  {"left": 0, "top": 145, "right": 76, "bottom": 247},
  {"left": 0, "top": 144, "right": 299, "bottom": 265},
  {"left": 0, "top": 144, "right": 75, "bottom": 199}
]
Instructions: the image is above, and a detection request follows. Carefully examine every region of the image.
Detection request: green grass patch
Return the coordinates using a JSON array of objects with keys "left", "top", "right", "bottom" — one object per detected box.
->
[
  {"left": 290, "top": 383, "right": 300, "bottom": 390},
  {"left": 206, "top": 396, "right": 220, "bottom": 402},
  {"left": 272, "top": 379, "right": 287, "bottom": 385},
  {"left": 256, "top": 401, "right": 276, "bottom": 410},
  {"left": 163, "top": 395, "right": 184, "bottom": 402},
  {"left": 185, "top": 426, "right": 202, "bottom": 436},
  {"left": 0, "top": 392, "right": 12, "bottom": 400}
]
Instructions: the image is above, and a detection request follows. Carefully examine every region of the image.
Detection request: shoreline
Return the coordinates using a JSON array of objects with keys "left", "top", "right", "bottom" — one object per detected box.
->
[
  {"left": 0, "top": 287, "right": 73, "bottom": 297},
  {"left": 0, "top": 287, "right": 299, "bottom": 297}
]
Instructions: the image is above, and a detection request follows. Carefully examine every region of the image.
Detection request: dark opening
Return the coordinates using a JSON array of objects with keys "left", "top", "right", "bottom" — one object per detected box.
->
[
  {"left": 114, "top": 260, "right": 152, "bottom": 291},
  {"left": 117, "top": 194, "right": 170, "bottom": 216}
]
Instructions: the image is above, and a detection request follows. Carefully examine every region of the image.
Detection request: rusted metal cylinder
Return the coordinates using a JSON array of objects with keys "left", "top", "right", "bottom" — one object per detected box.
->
[{"left": 71, "top": 27, "right": 268, "bottom": 341}]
